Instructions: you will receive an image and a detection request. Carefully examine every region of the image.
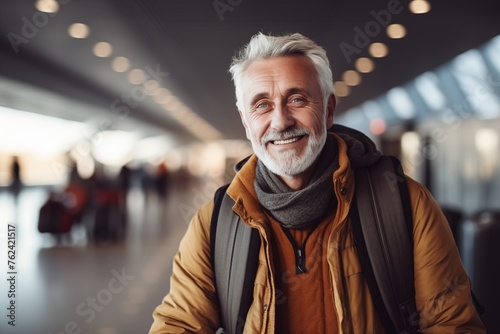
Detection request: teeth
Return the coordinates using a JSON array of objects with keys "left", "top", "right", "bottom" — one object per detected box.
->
[{"left": 273, "top": 137, "right": 300, "bottom": 145}]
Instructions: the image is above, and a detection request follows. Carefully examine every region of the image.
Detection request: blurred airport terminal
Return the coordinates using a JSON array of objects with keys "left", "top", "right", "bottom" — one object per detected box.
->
[{"left": 0, "top": 0, "right": 500, "bottom": 333}]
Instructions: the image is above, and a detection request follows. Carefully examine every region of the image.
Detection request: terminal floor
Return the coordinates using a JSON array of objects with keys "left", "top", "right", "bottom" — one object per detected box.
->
[{"left": 0, "top": 180, "right": 205, "bottom": 334}]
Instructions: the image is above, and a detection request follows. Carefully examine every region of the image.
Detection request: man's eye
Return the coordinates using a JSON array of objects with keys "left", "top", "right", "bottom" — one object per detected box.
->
[
  {"left": 290, "top": 97, "right": 306, "bottom": 106},
  {"left": 256, "top": 102, "right": 270, "bottom": 109}
]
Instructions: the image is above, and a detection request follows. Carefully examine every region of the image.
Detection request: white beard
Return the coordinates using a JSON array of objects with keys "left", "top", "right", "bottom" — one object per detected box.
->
[{"left": 251, "top": 127, "right": 327, "bottom": 177}]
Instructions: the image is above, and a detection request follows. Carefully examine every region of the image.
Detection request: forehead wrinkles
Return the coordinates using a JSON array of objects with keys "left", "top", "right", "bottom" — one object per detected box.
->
[
  {"left": 239, "top": 56, "right": 321, "bottom": 111},
  {"left": 242, "top": 71, "right": 312, "bottom": 105}
]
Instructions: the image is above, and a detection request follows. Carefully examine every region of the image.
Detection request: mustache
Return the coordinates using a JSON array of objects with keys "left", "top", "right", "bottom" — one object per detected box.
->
[{"left": 260, "top": 127, "right": 310, "bottom": 144}]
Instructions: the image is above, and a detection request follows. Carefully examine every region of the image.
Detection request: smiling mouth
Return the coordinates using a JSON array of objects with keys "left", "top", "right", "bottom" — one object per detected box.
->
[{"left": 271, "top": 135, "right": 305, "bottom": 145}]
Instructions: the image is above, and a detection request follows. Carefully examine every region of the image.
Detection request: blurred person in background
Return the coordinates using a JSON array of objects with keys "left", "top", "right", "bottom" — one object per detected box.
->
[
  {"left": 9, "top": 155, "right": 22, "bottom": 201},
  {"left": 155, "top": 161, "right": 170, "bottom": 199}
]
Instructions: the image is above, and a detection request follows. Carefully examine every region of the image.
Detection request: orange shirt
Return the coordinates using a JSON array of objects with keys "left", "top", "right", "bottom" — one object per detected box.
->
[{"left": 268, "top": 211, "right": 339, "bottom": 333}]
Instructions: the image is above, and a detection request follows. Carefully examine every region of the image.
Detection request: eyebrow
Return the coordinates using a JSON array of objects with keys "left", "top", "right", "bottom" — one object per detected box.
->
[
  {"left": 249, "top": 93, "right": 269, "bottom": 108},
  {"left": 248, "top": 87, "right": 309, "bottom": 107}
]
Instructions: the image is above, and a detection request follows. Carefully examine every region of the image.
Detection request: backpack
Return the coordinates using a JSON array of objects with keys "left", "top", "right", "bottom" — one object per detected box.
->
[{"left": 209, "top": 155, "right": 478, "bottom": 334}]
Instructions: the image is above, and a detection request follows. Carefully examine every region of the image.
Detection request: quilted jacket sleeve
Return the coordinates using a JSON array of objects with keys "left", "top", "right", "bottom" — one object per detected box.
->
[
  {"left": 408, "top": 178, "right": 486, "bottom": 333},
  {"left": 149, "top": 200, "right": 220, "bottom": 333}
]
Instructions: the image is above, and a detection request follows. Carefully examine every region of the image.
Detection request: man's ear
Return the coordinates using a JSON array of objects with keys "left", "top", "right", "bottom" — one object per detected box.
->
[
  {"left": 326, "top": 94, "right": 336, "bottom": 128},
  {"left": 238, "top": 109, "right": 251, "bottom": 140}
]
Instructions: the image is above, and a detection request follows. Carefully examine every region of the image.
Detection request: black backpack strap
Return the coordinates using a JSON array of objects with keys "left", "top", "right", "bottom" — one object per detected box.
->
[
  {"left": 210, "top": 185, "right": 260, "bottom": 334},
  {"left": 350, "top": 155, "right": 420, "bottom": 334},
  {"left": 210, "top": 184, "right": 229, "bottom": 270}
]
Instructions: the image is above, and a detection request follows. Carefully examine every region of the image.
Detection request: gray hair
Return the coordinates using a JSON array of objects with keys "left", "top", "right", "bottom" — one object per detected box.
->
[{"left": 229, "top": 32, "right": 335, "bottom": 112}]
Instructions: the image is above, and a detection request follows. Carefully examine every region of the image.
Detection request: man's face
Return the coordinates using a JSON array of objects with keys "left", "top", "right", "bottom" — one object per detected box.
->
[{"left": 239, "top": 55, "right": 335, "bottom": 177}]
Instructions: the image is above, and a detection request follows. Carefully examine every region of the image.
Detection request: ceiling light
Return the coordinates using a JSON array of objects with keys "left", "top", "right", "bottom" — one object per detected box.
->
[
  {"left": 111, "top": 57, "right": 130, "bottom": 72},
  {"left": 369, "top": 42, "right": 389, "bottom": 58},
  {"left": 334, "top": 81, "right": 351, "bottom": 97},
  {"left": 68, "top": 23, "right": 90, "bottom": 39},
  {"left": 93, "top": 42, "right": 113, "bottom": 58},
  {"left": 35, "top": 0, "right": 59, "bottom": 13},
  {"left": 127, "top": 69, "right": 146, "bottom": 84},
  {"left": 154, "top": 88, "right": 173, "bottom": 104},
  {"left": 355, "top": 57, "right": 375, "bottom": 73},
  {"left": 165, "top": 97, "right": 182, "bottom": 110},
  {"left": 143, "top": 80, "right": 160, "bottom": 95},
  {"left": 386, "top": 24, "right": 407, "bottom": 39},
  {"left": 165, "top": 103, "right": 223, "bottom": 141},
  {"left": 409, "top": 0, "right": 431, "bottom": 14},
  {"left": 342, "top": 70, "right": 362, "bottom": 86}
]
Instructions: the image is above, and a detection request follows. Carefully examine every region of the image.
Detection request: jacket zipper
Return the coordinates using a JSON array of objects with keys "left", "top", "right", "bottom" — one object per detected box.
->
[{"left": 280, "top": 225, "right": 316, "bottom": 275}]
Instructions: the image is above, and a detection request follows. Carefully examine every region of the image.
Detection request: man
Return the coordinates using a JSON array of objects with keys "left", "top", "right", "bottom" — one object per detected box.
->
[{"left": 150, "top": 33, "right": 486, "bottom": 333}]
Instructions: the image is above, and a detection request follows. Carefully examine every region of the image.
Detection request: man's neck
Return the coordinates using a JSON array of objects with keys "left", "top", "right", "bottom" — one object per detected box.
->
[{"left": 278, "top": 174, "right": 311, "bottom": 191}]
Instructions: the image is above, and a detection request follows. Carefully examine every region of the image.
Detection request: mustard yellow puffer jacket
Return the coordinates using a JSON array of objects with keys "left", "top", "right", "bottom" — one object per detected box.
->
[{"left": 150, "top": 132, "right": 486, "bottom": 333}]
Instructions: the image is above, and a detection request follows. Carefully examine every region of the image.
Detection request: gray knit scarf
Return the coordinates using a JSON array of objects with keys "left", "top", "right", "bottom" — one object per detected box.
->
[{"left": 254, "top": 136, "right": 338, "bottom": 230}]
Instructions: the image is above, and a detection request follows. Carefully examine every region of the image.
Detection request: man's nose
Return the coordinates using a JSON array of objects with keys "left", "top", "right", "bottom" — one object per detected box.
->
[{"left": 270, "top": 105, "right": 295, "bottom": 131}]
